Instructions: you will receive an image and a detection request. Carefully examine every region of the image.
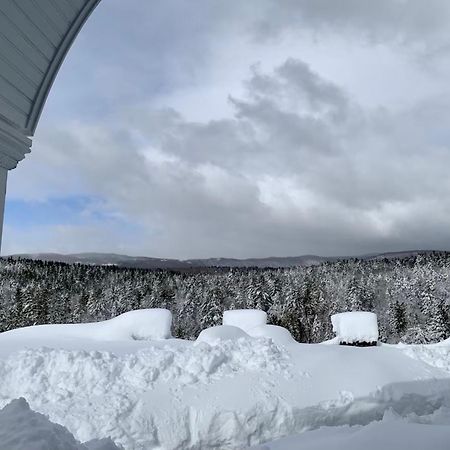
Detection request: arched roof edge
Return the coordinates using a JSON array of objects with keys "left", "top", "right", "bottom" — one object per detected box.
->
[{"left": 25, "top": 0, "right": 102, "bottom": 136}]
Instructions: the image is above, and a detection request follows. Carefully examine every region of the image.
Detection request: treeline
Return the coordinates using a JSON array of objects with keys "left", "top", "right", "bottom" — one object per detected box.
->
[{"left": 0, "top": 252, "right": 450, "bottom": 344}]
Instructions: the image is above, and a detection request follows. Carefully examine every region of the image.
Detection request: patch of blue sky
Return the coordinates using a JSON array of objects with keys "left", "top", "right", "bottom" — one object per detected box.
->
[{"left": 4, "top": 195, "right": 140, "bottom": 232}]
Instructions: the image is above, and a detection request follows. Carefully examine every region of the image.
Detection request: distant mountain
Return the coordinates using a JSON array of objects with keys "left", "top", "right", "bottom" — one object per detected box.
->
[{"left": 4, "top": 250, "right": 442, "bottom": 270}]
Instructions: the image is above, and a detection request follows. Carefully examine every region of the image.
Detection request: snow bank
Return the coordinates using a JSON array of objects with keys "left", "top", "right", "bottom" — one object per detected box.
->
[
  {"left": 223, "top": 309, "right": 267, "bottom": 332},
  {"left": 0, "top": 339, "right": 291, "bottom": 448},
  {"left": 2, "top": 316, "right": 450, "bottom": 449},
  {"left": 197, "top": 325, "right": 249, "bottom": 344},
  {"left": 247, "top": 325, "right": 296, "bottom": 346},
  {"left": 249, "top": 410, "right": 450, "bottom": 450},
  {"left": 0, "top": 398, "right": 121, "bottom": 450},
  {"left": 331, "top": 312, "right": 378, "bottom": 343},
  {"left": 1, "top": 309, "right": 172, "bottom": 342}
]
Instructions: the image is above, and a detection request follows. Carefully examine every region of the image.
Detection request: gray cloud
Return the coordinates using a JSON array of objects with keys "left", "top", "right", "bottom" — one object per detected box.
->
[
  {"left": 253, "top": 0, "right": 450, "bottom": 48},
  {"left": 8, "top": 55, "right": 450, "bottom": 258}
]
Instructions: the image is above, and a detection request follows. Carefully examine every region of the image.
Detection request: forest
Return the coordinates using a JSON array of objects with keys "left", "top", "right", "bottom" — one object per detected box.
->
[{"left": 0, "top": 252, "right": 449, "bottom": 344}]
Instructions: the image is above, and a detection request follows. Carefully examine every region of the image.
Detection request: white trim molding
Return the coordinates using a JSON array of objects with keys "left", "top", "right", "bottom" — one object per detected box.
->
[{"left": 0, "top": 118, "right": 31, "bottom": 170}]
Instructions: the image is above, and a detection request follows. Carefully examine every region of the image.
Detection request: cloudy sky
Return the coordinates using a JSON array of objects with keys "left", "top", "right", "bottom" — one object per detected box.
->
[{"left": 5, "top": 0, "right": 450, "bottom": 258}]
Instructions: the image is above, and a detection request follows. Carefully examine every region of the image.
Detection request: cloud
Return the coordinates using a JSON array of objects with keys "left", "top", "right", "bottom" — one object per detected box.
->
[
  {"left": 7, "top": 56, "right": 450, "bottom": 258},
  {"left": 252, "top": 0, "right": 450, "bottom": 49}
]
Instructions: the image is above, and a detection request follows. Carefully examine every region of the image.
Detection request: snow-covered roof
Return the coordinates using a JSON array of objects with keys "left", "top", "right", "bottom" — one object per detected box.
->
[
  {"left": 0, "top": 0, "right": 100, "bottom": 169},
  {"left": 331, "top": 311, "right": 379, "bottom": 343}
]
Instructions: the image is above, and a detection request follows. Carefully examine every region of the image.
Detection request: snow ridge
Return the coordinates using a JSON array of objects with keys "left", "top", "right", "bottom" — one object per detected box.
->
[{"left": 0, "top": 338, "right": 292, "bottom": 448}]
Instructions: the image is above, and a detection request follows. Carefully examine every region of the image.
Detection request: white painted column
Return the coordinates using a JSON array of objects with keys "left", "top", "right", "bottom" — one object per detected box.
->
[
  {"left": 0, "top": 167, "right": 7, "bottom": 253},
  {"left": 0, "top": 120, "right": 32, "bottom": 254}
]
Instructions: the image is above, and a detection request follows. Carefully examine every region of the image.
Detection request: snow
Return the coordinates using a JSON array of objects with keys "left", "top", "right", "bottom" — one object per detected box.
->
[
  {"left": 247, "top": 325, "right": 296, "bottom": 346},
  {"left": 0, "top": 309, "right": 173, "bottom": 343},
  {"left": 196, "top": 325, "right": 250, "bottom": 344},
  {"left": 249, "top": 410, "right": 450, "bottom": 450},
  {"left": 223, "top": 309, "right": 267, "bottom": 332},
  {"left": 331, "top": 311, "right": 379, "bottom": 343},
  {"left": 1, "top": 309, "right": 450, "bottom": 449},
  {"left": 0, "top": 398, "right": 121, "bottom": 450}
]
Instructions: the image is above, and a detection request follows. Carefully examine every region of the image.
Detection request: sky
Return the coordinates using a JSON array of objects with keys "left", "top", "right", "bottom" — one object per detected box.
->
[{"left": 5, "top": 0, "right": 450, "bottom": 259}]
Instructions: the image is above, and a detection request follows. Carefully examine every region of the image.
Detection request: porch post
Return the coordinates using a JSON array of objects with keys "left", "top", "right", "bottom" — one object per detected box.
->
[{"left": 0, "top": 120, "right": 32, "bottom": 253}]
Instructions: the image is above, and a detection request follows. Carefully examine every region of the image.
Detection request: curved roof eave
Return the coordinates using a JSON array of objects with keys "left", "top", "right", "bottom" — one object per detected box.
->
[
  {"left": 26, "top": 0, "right": 102, "bottom": 136},
  {"left": 0, "top": 0, "right": 101, "bottom": 169}
]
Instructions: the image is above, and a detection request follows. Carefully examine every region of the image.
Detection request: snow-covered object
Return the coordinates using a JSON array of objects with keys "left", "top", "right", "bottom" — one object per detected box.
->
[
  {"left": 247, "top": 325, "right": 296, "bottom": 346},
  {"left": 94, "top": 309, "right": 172, "bottom": 340},
  {"left": 196, "top": 325, "right": 249, "bottom": 344},
  {"left": 331, "top": 312, "right": 379, "bottom": 343},
  {"left": 1, "top": 309, "right": 173, "bottom": 342},
  {"left": 0, "top": 398, "right": 122, "bottom": 450},
  {"left": 223, "top": 309, "right": 267, "bottom": 332}
]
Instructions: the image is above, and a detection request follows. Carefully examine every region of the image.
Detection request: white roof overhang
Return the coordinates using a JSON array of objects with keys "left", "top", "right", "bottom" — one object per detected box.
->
[{"left": 0, "top": 0, "right": 100, "bottom": 169}]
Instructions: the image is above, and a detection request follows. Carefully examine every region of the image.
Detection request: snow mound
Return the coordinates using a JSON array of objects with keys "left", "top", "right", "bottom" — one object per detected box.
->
[
  {"left": 223, "top": 309, "right": 267, "bottom": 332},
  {"left": 0, "top": 398, "right": 122, "bottom": 450},
  {"left": 331, "top": 312, "right": 378, "bottom": 343},
  {"left": 1, "top": 309, "right": 172, "bottom": 342},
  {"left": 0, "top": 339, "right": 291, "bottom": 448},
  {"left": 197, "top": 325, "right": 250, "bottom": 344},
  {"left": 247, "top": 325, "right": 296, "bottom": 346}
]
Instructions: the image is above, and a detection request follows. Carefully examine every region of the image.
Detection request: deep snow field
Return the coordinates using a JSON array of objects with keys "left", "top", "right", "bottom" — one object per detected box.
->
[{"left": 1, "top": 309, "right": 450, "bottom": 450}]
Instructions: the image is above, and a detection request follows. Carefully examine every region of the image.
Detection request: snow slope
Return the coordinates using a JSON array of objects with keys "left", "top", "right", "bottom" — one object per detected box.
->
[
  {"left": 250, "top": 410, "right": 450, "bottom": 450},
  {"left": 0, "top": 398, "right": 121, "bottom": 450},
  {"left": 1, "top": 311, "right": 450, "bottom": 449}
]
